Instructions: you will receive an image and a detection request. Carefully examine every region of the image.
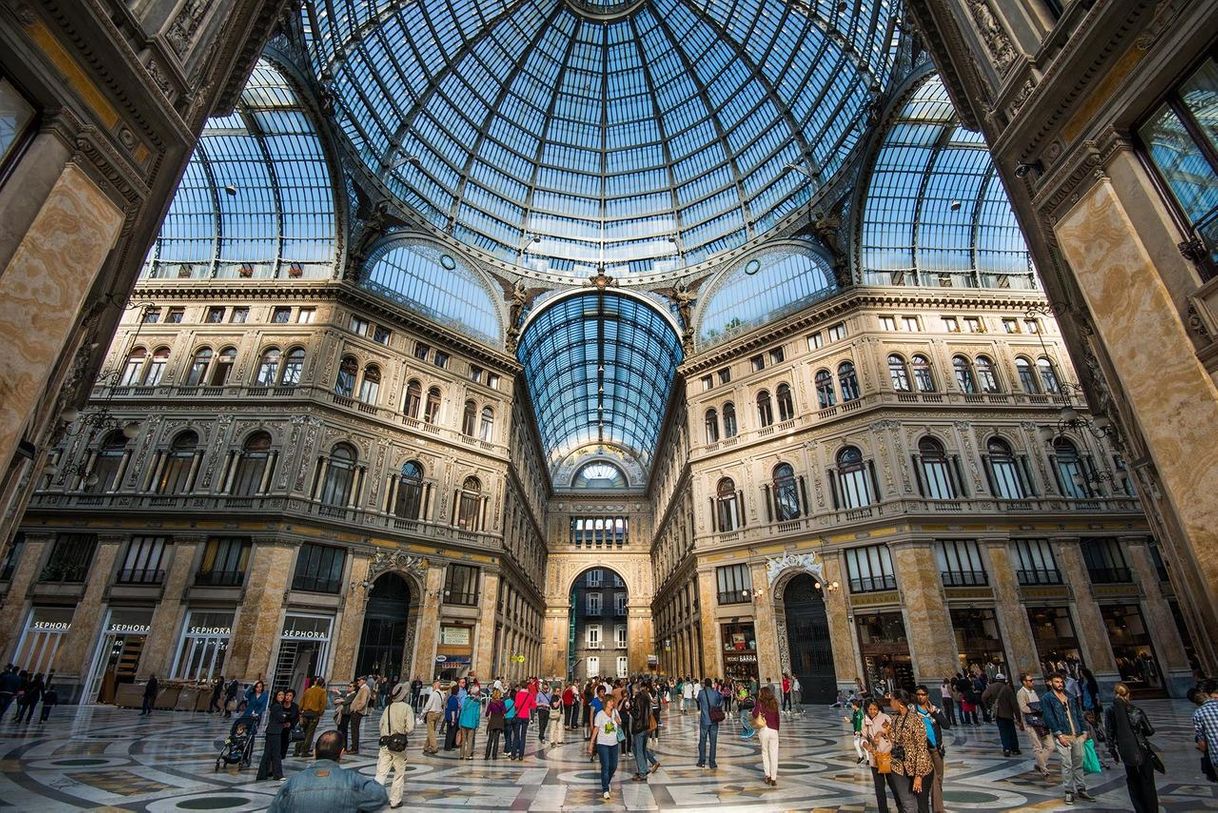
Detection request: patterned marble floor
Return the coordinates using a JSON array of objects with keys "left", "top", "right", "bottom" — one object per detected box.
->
[{"left": 0, "top": 700, "right": 1213, "bottom": 811}]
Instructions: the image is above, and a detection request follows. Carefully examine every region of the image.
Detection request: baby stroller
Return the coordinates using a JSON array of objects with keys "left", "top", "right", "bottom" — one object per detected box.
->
[
  {"left": 737, "top": 695, "right": 757, "bottom": 739},
  {"left": 215, "top": 714, "right": 259, "bottom": 771}
]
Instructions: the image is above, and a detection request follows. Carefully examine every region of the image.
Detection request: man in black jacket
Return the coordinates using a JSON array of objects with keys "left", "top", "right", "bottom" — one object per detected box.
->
[{"left": 140, "top": 674, "right": 159, "bottom": 716}]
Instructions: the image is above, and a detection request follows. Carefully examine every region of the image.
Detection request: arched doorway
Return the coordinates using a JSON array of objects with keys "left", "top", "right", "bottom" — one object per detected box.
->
[
  {"left": 356, "top": 573, "right": 410, "bottom": 679},
  {"left": 568, "top": 566, "right": 628, "bottom": 680},
  {"left": 783, "top": 573, "right": 837, "bottom": 703}
]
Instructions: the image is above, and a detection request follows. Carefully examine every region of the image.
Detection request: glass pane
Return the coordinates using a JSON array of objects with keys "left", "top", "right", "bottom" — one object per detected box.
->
[
  {"left": 1181, "top": 59, "right": 1218, "bottom": 154},
  {"left": 1140, "top": 103, "right": 1218, "bottom": 224},
  {"left": 0, "top": 78, "right": 35, "bottom": 167}
]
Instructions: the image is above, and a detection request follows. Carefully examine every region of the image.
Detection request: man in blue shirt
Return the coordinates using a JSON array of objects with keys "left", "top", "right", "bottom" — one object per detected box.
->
[
  {"left": 269, "top": 729, "right": 387, "bottom": 812},
  {"left": 915, "top": 685, "right": 947, "bottom": 813},
  {"left": 1041, "top": 672, "right": 1094, "bottom": 805},
  {"left": 696, "top": 678, "right": 723, "bottom": 769}
]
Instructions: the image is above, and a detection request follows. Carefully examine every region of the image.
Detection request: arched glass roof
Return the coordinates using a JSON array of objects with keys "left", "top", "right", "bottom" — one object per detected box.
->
[
  {"left": 303, "top": 0, "right": 900, "bottom": 280},
  {"left": 143, "top": 60, "right": 336, "bottom": 280},
  {"left": 859, "top": 73, "right": 1035, "bottom": 289},
  {"left": 698, "top": 246, "right": 837, "bottom": 347},
  {"left": 517, "top": 290, "right": 683, "bottom": 477},
  {"left": 361, "top": 242, "right": 503, "bottom": 343},
  {"left": 572, "top": 461, "right": 630, "bottom": 488}
]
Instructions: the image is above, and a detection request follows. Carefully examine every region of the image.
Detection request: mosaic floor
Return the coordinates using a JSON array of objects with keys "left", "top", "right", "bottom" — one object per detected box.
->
[{"left": 0, "top": 700, "right": 1213, "bottom": 811}]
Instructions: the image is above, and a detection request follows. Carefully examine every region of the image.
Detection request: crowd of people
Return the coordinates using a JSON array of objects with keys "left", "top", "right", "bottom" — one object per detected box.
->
[{"left": 0, "top": 664, "right": 58, "bottom": 723}]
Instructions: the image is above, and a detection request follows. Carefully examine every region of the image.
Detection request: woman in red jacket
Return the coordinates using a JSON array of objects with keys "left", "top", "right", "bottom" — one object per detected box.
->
[
  {"left": 509, "top": 680, "right": 537, "bottom": 760},
  {"left": 563, "top": 682, "right": 578, "bottom": 729}
]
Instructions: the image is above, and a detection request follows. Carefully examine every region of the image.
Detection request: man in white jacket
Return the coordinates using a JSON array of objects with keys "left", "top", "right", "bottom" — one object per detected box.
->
[{"left": 376, "top": 682, "right": 416, "bottom": 809}]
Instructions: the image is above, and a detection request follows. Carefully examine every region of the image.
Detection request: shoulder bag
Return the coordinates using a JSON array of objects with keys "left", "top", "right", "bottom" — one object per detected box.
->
[{"left": 889, "top": 715, "right": 907, "bottom": 762}]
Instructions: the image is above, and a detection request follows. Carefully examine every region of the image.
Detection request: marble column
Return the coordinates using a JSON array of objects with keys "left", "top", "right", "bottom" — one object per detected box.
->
[
  {"left": 980, "top": 536, "right": 1041, "bottom": 677},
  {"left": 627, "top": 601, "right": 654, "bottom": 675},
  {"left": 224, "top": 538, "right": 293, "bottom": 681},
  {"left": 821, "top": 550, "right": 863, "bottom": 692},
  {"left": 328, "top": 552, "right": 371, "bottom": 682},
  {"left": 408, "top": 564, "right": 445, "bottom": 681},
  {"left": 1122, "top": 536, "right": 1192, "bottom": 696},
  {"left": 889, "top": 541, "right": 958, "bottom": 684},
  {"left": 751, "top": 561, "right": 782, "bottom": 684},
  {"left": 542, "top": 604, "right": 568, "bottom": 679},
  {"left": 473, "top": 570, "right": 500, "bottom": 676},
  {"left": 695, "top": 566, "right": 721, "bottom": 678},
  {"left": 1055, "top": 166, "right": 1218, "bottom": 670},
  {"left": 0, "top": 163, "right": 124, "bottom": 487},
  {"left": 0, "top": 532, "right": 53, "bottom": 661},
  {"left": 138, "top": 536, "right": 203, "bottom": 679},
  {"left": 55, "top": 534, "right": 123, "bottom": 688},
  {"left": 1053, "top": 538, "right": 1119, "bottom": 684}
]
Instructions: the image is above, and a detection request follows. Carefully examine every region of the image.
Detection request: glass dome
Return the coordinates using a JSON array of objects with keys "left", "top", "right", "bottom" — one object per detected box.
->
[{"left": 303, "top": 0, "right": 900, "bottom": 280}]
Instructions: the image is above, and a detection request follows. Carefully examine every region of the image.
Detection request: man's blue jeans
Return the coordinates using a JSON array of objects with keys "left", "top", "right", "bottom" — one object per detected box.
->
[
  {"left": 596, "top": 742, "right": 620, "bottom": 792},
  {"left": 698, "top": 722, "right": 719, "bottom": 767},
  {"left": 633, "top": 731, "right": 658, "bottom": 775}
]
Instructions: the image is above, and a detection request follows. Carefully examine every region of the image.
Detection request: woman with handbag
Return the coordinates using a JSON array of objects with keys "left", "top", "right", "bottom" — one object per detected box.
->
[
  {"left": 485, "top": 690, "right": 507, "bottom": 759},
  {"left": 755, "top": 686, "right": 781, "bottom": 787},
  {"left": 862, "top": 698, "right": 896, "bottom": 813},
  {"left": 1104, "top": 682, "right": 1162, "bottom": 813},
  {"left": 376, "top": 682, "right": 415, "bottom": 809},
  {"left": 588, "top": 695, "right": 624, "bottom": 800},
  {"left": 458, "top": 685, "right": 481, "bottom": 760},
  {"left": 888, "top": 689, "right": 934, "bottom": 813}
]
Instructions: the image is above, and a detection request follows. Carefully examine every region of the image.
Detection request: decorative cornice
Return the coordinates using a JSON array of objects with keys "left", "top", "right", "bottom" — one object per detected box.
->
[{"left": 1033, "top": 129, "right": 1136, "bottom": 220}]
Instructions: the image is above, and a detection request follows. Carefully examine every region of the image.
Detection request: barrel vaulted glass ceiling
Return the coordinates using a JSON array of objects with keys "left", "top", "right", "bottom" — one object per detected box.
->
[{"left": 302, "top": 0, "right": 901, "bottom": 280}]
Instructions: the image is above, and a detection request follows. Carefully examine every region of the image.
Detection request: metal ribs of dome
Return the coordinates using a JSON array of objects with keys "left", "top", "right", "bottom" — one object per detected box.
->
[{"left": 303, "top": 0, "right": 900, "bottom": 282}]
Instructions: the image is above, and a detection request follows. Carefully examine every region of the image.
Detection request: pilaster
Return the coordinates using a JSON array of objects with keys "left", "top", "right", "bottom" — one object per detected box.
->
[
  {"left": 821, "top": 550, "right": 862, "bottom": 691},
  {"left": 55, "top": 534, "right": 123, "bottom": 682},
  {"left": 1122, "top": 536, "right": 1192, "bottom": 696},
  {"left": 1053, "top": 538, "right": 1119, "bottom": 684},
  {"left": 409, "top": 563, "right": 446, "bottom": 681},
  {"left": 980, "top": 536, "right": 1040, "bottom": 677},
  {"left": 542, "top": 604, "right": 569, "bottom": 679},
  {"left": 329, "top": 551, "right": 371, "bottom": 682},
  {"left": 0, "top": 532, "right": 53, "bottom": 662},
  {"left": 224, "top": 537, "right": 293, "bottom": 681},
  {"left": 750, "top": 560, "right": 781, "bottom": 684},
  {"left": 139, "top": 535, "right": 203, "bottom": 679},
  {"left": 889, "top": 540, "right": 958, "bottom": 683},
  {"left": 695, "top": 566, "right": 720, "bottom": 678},
  {"left": 473, "top": 570, "right": 500, "bottom": 676}
]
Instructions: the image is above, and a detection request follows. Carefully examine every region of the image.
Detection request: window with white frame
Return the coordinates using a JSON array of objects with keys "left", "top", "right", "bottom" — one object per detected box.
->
[
  {"left": 935, "top": 539, "right": 988, "bottom": 586},
  {"left": 586, "top": 592, "right": 602, "bottom": 615},
  {"left": 614, "top": 593, "right": 627, "bottom": 615},
  {"left": 616, "top": 656, "right": 628, "bottom": 678},
  {"left": 614, "top": 624, "right": 627, "bottom": 649},
  {"left": 827, "top": 322, "right": 847, "bottom": 341},
  {"left": 1014, "top": 539, "right": 1061, "bottom": 585},
  {"left": 586, "top": 624, "right": 601, "bottom": 649},
  {"left": 586, "top": 569, "right": 603, "bottom": 588}
]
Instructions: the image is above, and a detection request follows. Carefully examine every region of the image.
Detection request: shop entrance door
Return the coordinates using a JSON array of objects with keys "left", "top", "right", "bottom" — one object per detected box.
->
[
  {"left": 356, "top": 573, "right": 410, "bottom": 678},
  {"left": 783, "top": 574, "right": 837, "bottom": 703}
]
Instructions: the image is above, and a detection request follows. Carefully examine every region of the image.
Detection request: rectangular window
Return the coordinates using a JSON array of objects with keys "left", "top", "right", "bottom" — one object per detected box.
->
[
  {"left": 230, "top": 307, "right": 249, "bottom": 323},
  {"left": 165, "top": 308, "right": 184, "bottom": 324},
  {"left": 443, "top": 563, "right": 479, "bottom": 605},
  {"left": 433, "top": 350, "right": 450, "bottom": 369},
  {"left": 616, "top": 655, "right": 628, "bottom": 677},
  {"left": 205, "top": 306, "right": 225, "bottom": 323},
  {"left": 880, "top": 316, "right": 898, "bottom": 331},
  {"left": 196, "top": 537, "right": 251, "bottom": 587},
  {"left": 613, "top": 573, "right": 624, "bottom": 588},
  {"left": 827, "top": 323, "right": 847, "bottom": 341},
  {"left": 469, "top": 365, "right": 484, "bottom": 383},
  {"left": 295, "top": 307, "right": 314, "bottom": 324},
  {"left": 1081, "top": 538, "right": 1132, "bottom": 583},
  {"left": 1024, "top": 319, "right": 1040, "bottom": 334},
  {"left": 587, "top": 591, "right": 602, "bottom": 615},
  {"left": 902, "top": 316, "right": 920, "bottom": 331},
  {"left": 586, "top": 568, "right": 603, "bottom": 587},
  {"left": 118, "top": 536, "right": 166, "bottom": 584},
  {"left": 701, "top": 374, "right": 714, "bottom": 392},
  {"left": 586, "top": 624, "right": 601, "bottom": 649},
  {"left": 769, "top": 346, "right": 785, "bottom": 364},
  {"left": 750, "top": 354, "right": 765, "bottom": 372},
  {"left": 587, "top": 655, "right": 600, "bottom": 675},
  {"left": 350, "top": 315, "right": 369, "bottom": 335},
  {"left": 935, "top": 539, "right": 988, "bottom": 586},
  {"left": 142, "top": 308, "right": 161, "bottom": 324},
  {"left": 486, "top": 373, "right": 500, "bottom": 389},
  {"left": 39, "top": 533, "right": 96, "bottom": 583},
  {"left": 807, "top": 332, "right": 824, "bottom": 350},
  {"left": 0, "top": 77, "right": 37, "bottom": 174},
  {"left": 291, "top": 543, "right": 345, "bottom": 593},
  {"left": 964, "top": 317, "right": 984, "bottom": 333},
  {"left": 845, "top": 544, "right": 896, "bottom": 593},
  {"left": 614, "top": 592, "right": 627, "bottom": 615},
  {"left": 271, "top": 306, "right": 291, "bottom": 323},
  {"left": 1014, "top": 539, "right": 1062, "bottom": 585},
  {"left": 716, "top": 563, "right": 753, "bottom": 604},
  {"left": 414, "top": 342, "right": 431, "bottom": 360},
  {"left": 717, "top": 367, "right": 731, "bottom": 385},
  {"left": 1002, "top": 318, "right": 1019, "bottom": 334},
  {"left": 614, "top": 624, "right": 627, "bottom": 649},
  {"left": 372, "top": 325, "right": 391, "bottom": 345},
  {"left": 941, "top": 317, "right": 960, "bottom": 332}
]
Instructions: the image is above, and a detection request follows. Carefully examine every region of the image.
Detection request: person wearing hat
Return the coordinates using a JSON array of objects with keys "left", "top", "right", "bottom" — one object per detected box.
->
[
  {"left": 982, "top": 673, "right": 1023, "bottom": 757},
  {"left": 375, "top": 682, "right": 416, "bottom": 809}
]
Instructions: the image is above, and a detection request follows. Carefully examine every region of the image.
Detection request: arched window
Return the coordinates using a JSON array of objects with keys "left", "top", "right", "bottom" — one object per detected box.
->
[
  {"left": 186, "top": 348, "right": 213, "bottom": 386},
  {"left": 912, "top": 354, "right": 936, "bottom": 392},
  {"left": 424, "top": 386, "right": 442, "bottom": 423},
  {"left": 145, "top": 347, "right": 170, "bottom": 385},
  {"left": 119, "top": 348, "right": 147, "bottom": 386},
  {"left": 834, "top": 446, "right": 874, "bottom": 509},
  {"left": 1015, "top": 357, "right": 1038, "bottom": 393},
  {"left": 320, "top": 443, "right": 357, "bottom": 506},
  {"left": 815, "top": 369, "right": 836, "bottom": 408},
  {"left": 232, "top": 431, "right": 272, "bottom": 496},
  {"left": 158, "top": 430, "right": 198, "bottom": 494},
  {"left": 776, "top": 383, "right": 795, "bottom": 422},
  {"left": 281, "top": 347, "right": 305, "bottom": 386},
  {"left": 888, "top": 354, "right": 911, "bottom": 392},
  {"left": 479, "top": 406, "right": 495, "bottom": 441},
  {"left": 953, "top": 355, "right": 977, "bottom": 394},
  {"left": 704, "top": 408, "right": 720, "bottom": 444},
  {"left": 1038, "top": 357, "right": 1062, "bottom": 394},
  {"left": 985, "top": 437, "right": 1027, "bottom": 499},
  {"left": 916, "top": 437, "right": 956, "bottom": 499},
  {"left": 772, "top": 463, "right": 800, "bottom": 521},
  {"left": 88, "top": 430, "right": 129, "bottom": 493},
  {"left": 1051, "top": 438, "right": 1089, "bottom": 498},
  {"left": 404, "top": 379, "right": 422, "bottom": 418},
  {"left": 212, "top": 347, "right": 236, "bottom": 386},
  {"left": 462, "top": 400, "right": 477, "bottom": 436},
  {"left": 756, "top": 390, "right": 774, "bottom": 427},
  {"left": 722, "top": 402, "right": 737, "bottom": 438},
  {"left": 256, "top": 348, "right": 281, "bottom": 387},
  {"left": 334, "top": 356, "right": 357, "bottom": 397},
  {"left": 715, "top": 477, "right": 740, "bottom": 531},
  {"left": 457, "top": 476, "right": 482, "bottom": 530},
  {"left": 395, "top": 460, "right": 425, "bottom": 520},
  {"left": 975, "top": 355, "right": 1000, "bottom": 393},
  {"left": 838, "top": 361, "right": 860, "bottom": 402},
  {"left": 358, "top": 365, "right": 381, "bottom": 404}
]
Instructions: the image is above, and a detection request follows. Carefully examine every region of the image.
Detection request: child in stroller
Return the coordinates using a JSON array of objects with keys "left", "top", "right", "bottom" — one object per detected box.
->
[{"left": 215, "top": 714, "right": 259, "bottom": 771}]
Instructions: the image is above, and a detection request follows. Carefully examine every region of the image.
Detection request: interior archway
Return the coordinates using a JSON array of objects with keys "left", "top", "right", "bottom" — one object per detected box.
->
[
  {"left": 356, "top": 572, "right": 412, "bottom": 680},
  {"left": 567, "top": 566, "right": 629, "bottom": 681},
  {"left": 782, "top": 573, "right": 837, "bottom": 704}
]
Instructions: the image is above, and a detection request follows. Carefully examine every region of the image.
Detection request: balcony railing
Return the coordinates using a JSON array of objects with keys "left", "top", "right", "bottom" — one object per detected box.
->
[
  {"left": 940, "top": 570, "right": 990, "bottom": 587},
  {"left": 1017, "top": 568, "right": 1063, "bottom": 586},
  {"left": 849, "top": 575, "right": 897, "bottom": 593},
  {"left": 290, "top": 574, "right": 342, "bottom": 594},
  {"left": 717, "top": 590, "right": 752, "bottom": 605},
  {"left": 1087, "top": 566, "right": 1133, "bottom": 584},
  {"left": 38, "top": 563, "right": 88, "bottom": 583},
  {"left": 195, "top": 569, "right": 245, "bottom": 587},
  {"left": 443, "top": 590, "right": 479, "bottom": 606},
  {"left": 117, "top": 567, "right": 165, "bottom": 585}
]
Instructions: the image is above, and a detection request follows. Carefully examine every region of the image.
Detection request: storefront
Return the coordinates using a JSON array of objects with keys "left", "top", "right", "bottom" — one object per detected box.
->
[
  {"left": 855, "top": 612, "right": 914, "bottom": 692},
  {"left": 171, "top": 610, "right": 233, "bottom": 682},
  {"left": 86, "top": 608, "right": 153, "bottom": 703},
  {"left": 436, "top": 623, "right": 473, "bottom": 681},
  {"left": 950, "top": 607, "right": 1007, "bottom": 676},
  {"left": 1026, "top": 606, "right": 1082, "bottom": 677},
  {"left": 720, "top": 622, "right": 759, "bottom": 681},
  {"left": 271, "top": 614, "right": 333, "bottom": 695},
  {"left": 12, "top": 607, "right": 73, "bottom": 675},
  {"left": 1101, "top": 603, "right": 1164, "bottom": 690}
]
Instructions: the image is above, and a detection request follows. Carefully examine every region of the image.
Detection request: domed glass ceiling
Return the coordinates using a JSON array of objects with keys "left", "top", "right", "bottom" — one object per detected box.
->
[{"left": 303, "top": 0, "right": 900, "bottom": 279}]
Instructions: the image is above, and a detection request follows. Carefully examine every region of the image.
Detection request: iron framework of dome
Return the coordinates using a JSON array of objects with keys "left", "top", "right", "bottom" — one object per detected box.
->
[{"left": 302, "top": 0, "right": 901, "bottom": 281}]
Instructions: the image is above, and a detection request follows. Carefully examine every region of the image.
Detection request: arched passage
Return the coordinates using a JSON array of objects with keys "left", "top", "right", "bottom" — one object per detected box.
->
[
  {"left": 356, "top": 572, "right": 412, "bottom": 679},
  {"left": 568, "top": 566, "right": 629, "bottom": 681},
  {"left": 782, "top": 573, "right": 837, "bottom": 704}
]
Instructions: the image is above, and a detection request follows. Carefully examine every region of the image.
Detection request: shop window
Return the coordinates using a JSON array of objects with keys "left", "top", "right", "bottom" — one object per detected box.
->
[
  {"left": 38, "top": 533, "right": 96, "bottom": 583},
  {"left": 950, "top": 607, "right": 1006, "bottom": 675},
  {"left": 1014, "top": 539, "right": 1061, "bottom": 585},
  {"left": 716, "top": 563, "right": 752, "bottom": 604},
  {"left": 292, "top": 544, "right": 345, "bottom": 593},
  {"left": 118, "top": 536, "right": 166, "bottom": 584},
  {"left": 936, "top": 539, "right": 988, "bottom": 586},
  {"left": 845, "top": 544, "right": 896, "bottom": 593},
  {"left": 172, "top": 610, "right": 233, "bottom": 681}
]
